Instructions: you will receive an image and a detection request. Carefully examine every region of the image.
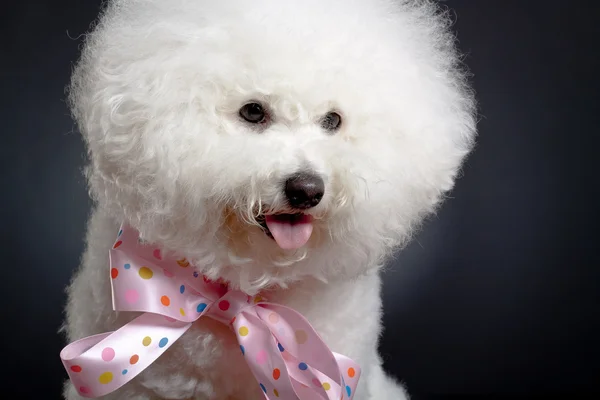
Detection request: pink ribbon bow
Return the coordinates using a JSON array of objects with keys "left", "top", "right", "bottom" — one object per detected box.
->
[{"left": 60, "top": 224, "right": 361, "bottom": 399}]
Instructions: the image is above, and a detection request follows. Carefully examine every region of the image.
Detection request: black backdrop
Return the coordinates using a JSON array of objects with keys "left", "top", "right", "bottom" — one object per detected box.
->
[{"left": 3, "top": 0, "right": 599, "bottom": 398}]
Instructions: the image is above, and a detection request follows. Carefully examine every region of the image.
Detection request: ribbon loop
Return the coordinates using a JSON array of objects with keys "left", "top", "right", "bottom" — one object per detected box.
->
[
  {"left": 61, "top": 224, "right": 361, "bottom": 399},
  {"left": 60, "top": 313, "right": 191, "bottom": 398}
]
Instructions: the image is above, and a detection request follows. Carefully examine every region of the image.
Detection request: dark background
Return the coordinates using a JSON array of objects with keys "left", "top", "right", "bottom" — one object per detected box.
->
[{"left": 3, "top": 0, "right": 599, "bottom": 398}]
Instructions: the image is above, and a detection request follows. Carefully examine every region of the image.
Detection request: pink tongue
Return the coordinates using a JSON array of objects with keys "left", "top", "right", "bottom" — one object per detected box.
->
[{"left": 265, "top": 214, "right": 314, "bottom": 250}]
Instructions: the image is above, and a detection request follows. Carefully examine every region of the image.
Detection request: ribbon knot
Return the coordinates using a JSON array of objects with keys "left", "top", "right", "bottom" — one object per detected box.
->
[{"left": 60, "top": 224, "right": 361, "bottom": 399}]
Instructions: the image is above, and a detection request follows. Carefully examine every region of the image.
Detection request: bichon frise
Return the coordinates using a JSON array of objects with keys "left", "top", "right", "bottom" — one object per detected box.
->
[{"left": 61, "top": 0, "right": 476, "bottom": 399}]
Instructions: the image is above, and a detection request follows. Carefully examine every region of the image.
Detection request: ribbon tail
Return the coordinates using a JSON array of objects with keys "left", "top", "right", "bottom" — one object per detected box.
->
[
  {"left": 232, "top": 311, "right": 303, "bottom": 399},
  {"left": 332, "top": 353, "right": 361, "bottom": 399},
  {"left": 255, "top": 304, "right": 356, "bottom": 399},
  {"left": 60, "top": 313, "right": 191, "bottom": 398}
]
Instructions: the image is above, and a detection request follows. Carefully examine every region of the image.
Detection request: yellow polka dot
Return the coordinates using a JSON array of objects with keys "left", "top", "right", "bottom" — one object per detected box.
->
[
  {"left": 273, "top": 389, "right": 279, "bottom": 397},
  {"left": 238, "top": 326, "right": 249, "bottom": 336},
  {"left": 180, "top": 308, "right": 185, "bottom": 316},
  {"left": 98, "top": 372, "right": 113, "bottom": 384},
  {"left": 138, "top": 267, "right": 153, "bottom": 279},
  {"left": 176, "top": 258, "right": 189, "bottom": 267},
  {"left": 322, "top": 382, "right": 331, "bottom": 391},
  {"left": 295, "top": 329, "right": 308, "bottom": 344},
  {"left": 253, "top": 295, "right": 263, "bottom": 304},
  {"left": 142, "top": 336, "right": 152, "bottom": 346}
]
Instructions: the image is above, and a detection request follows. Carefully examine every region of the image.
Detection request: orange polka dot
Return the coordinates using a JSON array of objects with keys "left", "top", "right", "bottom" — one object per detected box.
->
[
  {"left": 347, "top": 367, "right": 356, "bottom": 378},
  {"left": 130, "top": 354, "right": 139, "bottom": 364},
  {"left": 161, "top": 296, "right": 171, "bottom": 306},
  {"left": 268, "top": 313, "right": 279, "bottom": 324},
  {"left": 70, "top": 365, "right": 82, "bottom": 373},
  {"left": 272, "top": 368, "right": 281, "bottom": 380},
  {"left": 110, "top": 268, "right": 118, "bottom": 279}
]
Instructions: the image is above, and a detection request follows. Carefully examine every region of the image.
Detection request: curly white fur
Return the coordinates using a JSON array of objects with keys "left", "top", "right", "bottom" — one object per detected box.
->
[{"left": 63, "top": 0, "right": 476, "bottom": 399}]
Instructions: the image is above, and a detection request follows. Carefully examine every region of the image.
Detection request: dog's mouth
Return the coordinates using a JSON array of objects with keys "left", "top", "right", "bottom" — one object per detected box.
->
[{"left": 257, "top": 213, "right": 314, "bottom": 250}]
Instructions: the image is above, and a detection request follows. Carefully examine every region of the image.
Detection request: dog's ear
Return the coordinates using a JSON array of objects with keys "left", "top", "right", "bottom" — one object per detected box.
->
[{"left": 326, "top": 0, "right": 478, "bottom": 254}]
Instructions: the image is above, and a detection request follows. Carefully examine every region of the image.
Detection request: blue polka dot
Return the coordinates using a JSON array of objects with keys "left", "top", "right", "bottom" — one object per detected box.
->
[
  {"left": 158, "top": 337, "right": 169, "bottom": 348},
  {"left": 180, "top": 285, "right": 185, "bottom": 294},
  {"left": 197, "top": 303, "right": 207, "bottom": 313},
  {"left": 346, "top": 386, "right": 351, "bottom": 397},
  {"left": 298, "top": 362, "right": 308, "bottom": 371},
  {"left": 124, "top": 263, "right": 131, "bottom": 270},
  {"left": 240, "top": 345, "right": 245, "bottom": 355},
  {"left": 277, "top": 343, "right": 284, "bottom": 352},
  {"left": 259, "top": 383, "right": 266, "bottom": 393},
  {"left": 118, "top": 229, "right": 123, "bottom": 237},
  {"left": 122, "top": 369, "right": 128, "bottom": 375},
  {"left": 193, "top": 271, "right": 199, "bottom": 278}
]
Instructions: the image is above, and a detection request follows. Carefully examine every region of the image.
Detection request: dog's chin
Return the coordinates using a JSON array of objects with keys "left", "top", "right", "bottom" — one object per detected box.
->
[{"left": 256, "top": 212, "right": 315, "bottom": 251}]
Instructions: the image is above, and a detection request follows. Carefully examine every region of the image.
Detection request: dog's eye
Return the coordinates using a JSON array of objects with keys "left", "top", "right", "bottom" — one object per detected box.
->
[
  {"left": 320, "top": 112, "right": 342, "bottom": 132},
  {"left": 239, "top": 102, "right": 267, "bottom": 124}
]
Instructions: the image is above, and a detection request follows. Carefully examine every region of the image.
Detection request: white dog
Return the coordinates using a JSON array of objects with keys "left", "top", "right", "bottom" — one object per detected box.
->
[{"left": 62, "top": 0, "right": 476, "bottom": 399}]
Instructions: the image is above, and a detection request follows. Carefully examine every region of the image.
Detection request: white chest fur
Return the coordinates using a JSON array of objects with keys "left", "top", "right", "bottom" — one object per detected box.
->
[{"left": 64, "top": 209, "right": 389, "bottom": 400}]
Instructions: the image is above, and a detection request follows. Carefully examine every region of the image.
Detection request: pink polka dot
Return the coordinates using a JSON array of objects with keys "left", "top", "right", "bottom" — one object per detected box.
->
[
  {"left": 219, "top": 300, "right": 230, "bottom": 311},
  {"left": 312, "top": 378, "right": 321, "bottom": 387},
  {"left": 255, "top": 349, "right": 268, "bottom": 365},
  {"left": 153, "top": 249, "right": 162, "bottom": 259},
  {"left": 163, "top": 269, "right": 174, "bottom": 278},
  {"left": 125, "top": 289, "right": 139, "bottom": 304},
  {"left": 101, "top": 347, "right": 115, "bottom": 362},
  {"left": 79, "top": 386, "right": 91, "bottom": 395}
]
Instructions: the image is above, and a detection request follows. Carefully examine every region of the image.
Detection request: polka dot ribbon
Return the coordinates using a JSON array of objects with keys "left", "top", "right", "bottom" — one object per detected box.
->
[{"left": 60, "top": 224, "right": 361, "bottom": 399}]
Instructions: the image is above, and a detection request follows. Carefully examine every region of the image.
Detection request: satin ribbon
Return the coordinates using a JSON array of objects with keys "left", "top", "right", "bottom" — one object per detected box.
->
[{"left": 60, "top": 224, "right": 361, "bottom": 399}]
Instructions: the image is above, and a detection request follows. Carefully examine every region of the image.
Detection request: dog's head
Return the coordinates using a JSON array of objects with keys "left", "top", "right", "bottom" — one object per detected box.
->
[{"left": 70, "top": 0, "right": 476, "bottom": 292}]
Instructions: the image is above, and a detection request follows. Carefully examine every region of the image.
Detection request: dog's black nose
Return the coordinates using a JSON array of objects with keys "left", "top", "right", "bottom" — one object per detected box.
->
[{"left": 284, "top": 173, "right": 325, "bottom": 209}]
